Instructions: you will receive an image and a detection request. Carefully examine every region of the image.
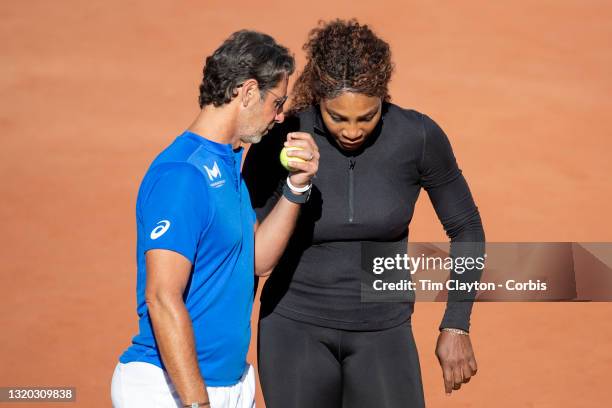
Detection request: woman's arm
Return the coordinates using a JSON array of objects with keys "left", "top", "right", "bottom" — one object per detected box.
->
[
  {"left": 418, "top": 113, "right": 485, "bottom": 331},
  {"left": 418, "top": 113, "right": 484, "bottom": 394}
]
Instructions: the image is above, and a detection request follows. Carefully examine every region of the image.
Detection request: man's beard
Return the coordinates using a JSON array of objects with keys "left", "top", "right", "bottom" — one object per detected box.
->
[
  {"left": 240, "top": 123, "right": 272, "bottom": 144},
  {"left": 240, "top": 133, "right": 263, "bottom": 144}
]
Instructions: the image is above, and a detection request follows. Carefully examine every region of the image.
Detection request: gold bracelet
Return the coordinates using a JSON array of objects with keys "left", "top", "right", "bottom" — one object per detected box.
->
[{"left": 441, "top": 328, "right": 469, "bottom": 336}]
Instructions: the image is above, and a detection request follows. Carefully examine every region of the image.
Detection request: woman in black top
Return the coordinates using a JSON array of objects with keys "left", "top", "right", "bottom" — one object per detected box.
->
[{"left": 244, "top": 19, "right": 484, "bottom": 408}]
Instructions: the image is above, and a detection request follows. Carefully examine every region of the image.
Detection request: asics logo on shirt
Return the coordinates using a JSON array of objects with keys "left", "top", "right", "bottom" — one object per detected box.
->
[{"left": 150, "top": 220, "right": 171, "bottom": 240}]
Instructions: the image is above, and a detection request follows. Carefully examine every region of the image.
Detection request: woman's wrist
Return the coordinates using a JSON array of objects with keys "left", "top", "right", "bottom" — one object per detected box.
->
[
  {"left": 441, "top": 327, "right": 469, "bottom": 336},
  {"left": 286, "top": 176, "right": 312, "bottom": 193}
]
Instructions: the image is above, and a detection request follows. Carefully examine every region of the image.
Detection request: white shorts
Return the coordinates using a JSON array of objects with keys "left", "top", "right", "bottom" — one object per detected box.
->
[{"left": 111, "top": 362, "right": 255, "bottom": 408}]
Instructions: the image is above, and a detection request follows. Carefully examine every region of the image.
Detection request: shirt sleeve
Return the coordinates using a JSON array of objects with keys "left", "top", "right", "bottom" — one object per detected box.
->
[
  {"left": 418, "top": 114, "right": 486, "bottom": 332},
  {"left": 140, "top": 164, "right": 210, "bottom": 264}
]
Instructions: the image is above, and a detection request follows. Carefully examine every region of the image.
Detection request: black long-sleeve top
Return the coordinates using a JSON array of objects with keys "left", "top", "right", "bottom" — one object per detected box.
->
[{"left": 244, "top": 103, "right": 485, "bottom": 332}]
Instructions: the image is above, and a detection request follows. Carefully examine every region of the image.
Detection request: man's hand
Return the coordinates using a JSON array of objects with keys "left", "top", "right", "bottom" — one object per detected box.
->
[
  {"left": 252, "top": 132, "right": 319, "bottom": 276},
  {"left": 283, "top": 132, "right": 319, "bottom": 188},
  {"left": 435, "top": 330, "right": 478, "bottom": 395}
]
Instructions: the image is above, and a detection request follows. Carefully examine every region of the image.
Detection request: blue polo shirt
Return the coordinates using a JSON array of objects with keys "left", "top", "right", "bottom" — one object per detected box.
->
[{"left": 120, "top": 131, "right": 256, "bottom": 386}]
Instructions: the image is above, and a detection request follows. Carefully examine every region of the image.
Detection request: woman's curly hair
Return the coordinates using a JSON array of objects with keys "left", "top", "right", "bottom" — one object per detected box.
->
[{"left": 290, "top": 19, "right": 393, "bottom": 114}]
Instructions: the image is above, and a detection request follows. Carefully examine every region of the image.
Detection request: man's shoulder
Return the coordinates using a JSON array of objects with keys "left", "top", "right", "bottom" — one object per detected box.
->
[
  {"left": 136, "top": 162, "right": 207, "bottom": 210},
  {"left": 139, "top": 144, "right": 211, "bottom": 204},
  {"left": 146, "top": 161, "right": 206, "bottom": 184},
  {"left": 146, "top": 134, "right": 220, "bottom": 185}
]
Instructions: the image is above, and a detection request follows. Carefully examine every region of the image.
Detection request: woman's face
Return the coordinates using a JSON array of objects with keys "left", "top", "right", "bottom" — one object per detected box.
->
[{"left": 320, "top": 92, "right": 382, "bottom": 152}]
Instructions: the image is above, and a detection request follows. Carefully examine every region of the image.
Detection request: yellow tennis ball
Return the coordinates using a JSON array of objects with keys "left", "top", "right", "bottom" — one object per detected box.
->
[{"left": 280, "top": 147, "right": 305, "bottom": 171}]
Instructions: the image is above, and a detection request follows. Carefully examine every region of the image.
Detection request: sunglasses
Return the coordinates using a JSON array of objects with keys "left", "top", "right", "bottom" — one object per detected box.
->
[
  {"left": 236, "top": 83, "right": 287, "bottom": 111},
  {"left": 266, "top": 89, "right": 288, "bottom": 111}
]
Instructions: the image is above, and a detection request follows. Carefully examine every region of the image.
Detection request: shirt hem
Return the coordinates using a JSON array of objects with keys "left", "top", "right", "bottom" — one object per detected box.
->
[
  {"left": 271, "top": 304, "right": 414, "bottom": 331},
  {"left": 118, "top": 353, "right": 245, "bottom": 387}
]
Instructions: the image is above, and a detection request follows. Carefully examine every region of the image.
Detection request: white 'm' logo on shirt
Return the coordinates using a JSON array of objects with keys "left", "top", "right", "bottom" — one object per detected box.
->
[
  {"left": 203, "top": 162, "right": 222, "bottom": 181},
  {"left": 150, "top": 220, "right": 171, "bottom": 240}
]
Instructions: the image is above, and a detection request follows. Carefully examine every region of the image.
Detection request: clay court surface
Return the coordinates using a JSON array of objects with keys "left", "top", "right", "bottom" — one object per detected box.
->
[{"left": 1, "top": 0, "right": 611, "bottom": 406}]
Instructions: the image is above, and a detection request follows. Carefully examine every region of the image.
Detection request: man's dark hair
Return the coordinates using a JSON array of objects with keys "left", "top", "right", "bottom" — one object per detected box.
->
[{"left": 199, "top": 30, "right": 295, "bottom": 108}]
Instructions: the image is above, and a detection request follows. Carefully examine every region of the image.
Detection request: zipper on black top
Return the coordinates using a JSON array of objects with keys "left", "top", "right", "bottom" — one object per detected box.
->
[{"left": 348, "top": 158, "right": 356, "bottom": 222}]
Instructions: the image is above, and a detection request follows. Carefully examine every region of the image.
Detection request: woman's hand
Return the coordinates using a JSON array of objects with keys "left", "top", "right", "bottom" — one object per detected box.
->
[
  {"left": 435, "top": 330, "right": 478, "bottom": 395},
  {"left": 284, "top": 132, "right": 319, "bottom": 188}
]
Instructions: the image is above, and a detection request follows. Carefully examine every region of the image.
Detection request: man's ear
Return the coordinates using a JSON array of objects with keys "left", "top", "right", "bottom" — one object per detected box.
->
[{"left": 240, "top": 79, "right": 259, "bottom": 108}]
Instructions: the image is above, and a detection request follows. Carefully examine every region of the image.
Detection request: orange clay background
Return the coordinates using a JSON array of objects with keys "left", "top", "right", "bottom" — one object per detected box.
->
[{"left": 1, "top": 1, "right": 611, "bottom": 407}]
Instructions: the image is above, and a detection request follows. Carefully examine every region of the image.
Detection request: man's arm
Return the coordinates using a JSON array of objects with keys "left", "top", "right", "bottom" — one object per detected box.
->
[
  {"left": 254, "top": 196, "right": 300, "bottom": 276},
  {"left": 145, "top": 249, "right": 209, "bottom": 406},
  {"left": 253, "top": 131, "right": 319, "bottom": 276}
]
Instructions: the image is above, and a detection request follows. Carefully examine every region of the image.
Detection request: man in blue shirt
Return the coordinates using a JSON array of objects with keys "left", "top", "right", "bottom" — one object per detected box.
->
[{"left": 111, "top": 30, "right": 319, "bottom": 408}]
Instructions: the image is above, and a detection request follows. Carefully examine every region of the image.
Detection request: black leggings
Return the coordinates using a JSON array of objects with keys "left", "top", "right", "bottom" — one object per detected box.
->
[{"left": 258, "top": 312, "right": 425, "bottom": 408}]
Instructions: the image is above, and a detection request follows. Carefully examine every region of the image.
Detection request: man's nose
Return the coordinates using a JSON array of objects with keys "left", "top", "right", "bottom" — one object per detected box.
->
[{"left": 274, "top": 111, "right": 285, "bottom": 124}]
